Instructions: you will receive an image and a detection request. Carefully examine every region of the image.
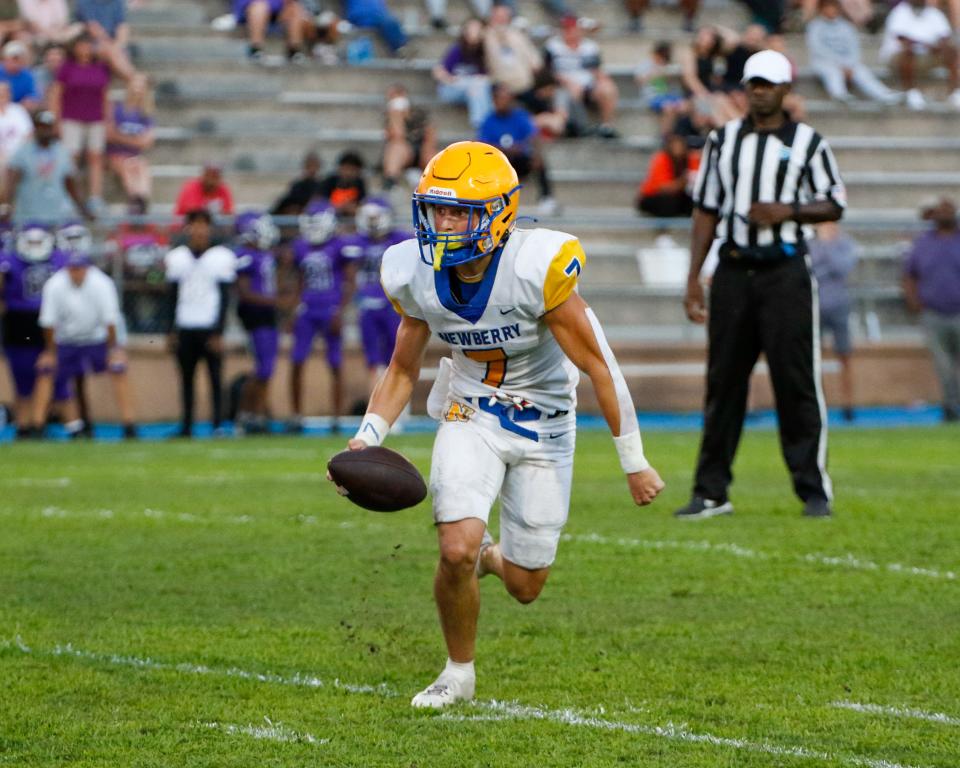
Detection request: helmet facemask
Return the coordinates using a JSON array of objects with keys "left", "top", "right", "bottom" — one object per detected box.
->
[
  {"left": 17, "top": 227, "right": 55, "bottom": 263},
  {"left": 298, "top": 206, "right": 337, "bottom": 245}
]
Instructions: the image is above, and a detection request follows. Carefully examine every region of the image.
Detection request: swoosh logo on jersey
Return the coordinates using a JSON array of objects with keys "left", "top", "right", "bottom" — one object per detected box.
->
[
  {"left": 548, "top": 433, "right": 566, "bottom": 439},
  {"left": 499, "top": 307, "right": 516, "bottom": 315}
]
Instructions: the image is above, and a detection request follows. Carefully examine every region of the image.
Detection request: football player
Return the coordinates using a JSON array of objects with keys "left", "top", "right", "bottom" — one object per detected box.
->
[
  {"left": 344, "top": 197, "right": 410, "bottom": 397},
  {"left": 289, "top": 201, "right": 356, "bottom": 432},
  {"left": 339, "top": 142, "right": 665, "bottom": 707},
  {"left": 234, "top": 211, "right": 280, "bottom": 434},
  {"left": 0, "top": 224, "right": 66, "bottom": 437}
]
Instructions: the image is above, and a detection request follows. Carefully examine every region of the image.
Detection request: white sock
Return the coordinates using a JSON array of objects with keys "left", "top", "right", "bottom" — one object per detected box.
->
[{"left": 444, "top": 658, "right": 475, "bottom": 679}]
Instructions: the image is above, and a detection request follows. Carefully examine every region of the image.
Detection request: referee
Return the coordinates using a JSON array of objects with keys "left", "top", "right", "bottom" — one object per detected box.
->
[
  {"left": 165, "top": 209, "right": 237, "bottom": 437},
  {"left": 676, "top": 50, "right": 845, "bottom": 520}
]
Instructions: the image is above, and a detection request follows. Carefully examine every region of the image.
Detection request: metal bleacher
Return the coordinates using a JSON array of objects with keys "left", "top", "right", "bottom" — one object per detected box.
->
[{"left": 124, "top": 0, "right": 959, "bottom": 343}]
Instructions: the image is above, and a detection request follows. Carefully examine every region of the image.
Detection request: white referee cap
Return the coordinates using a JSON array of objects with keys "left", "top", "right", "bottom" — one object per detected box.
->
[{"left": 741, "top": 50, "right": 793, "bottom": 85}]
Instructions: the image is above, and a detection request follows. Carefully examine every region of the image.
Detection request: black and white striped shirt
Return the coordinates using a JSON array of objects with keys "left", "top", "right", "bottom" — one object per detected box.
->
[{"left": 693, "top": 116, "right": 846, "bottom": 250}]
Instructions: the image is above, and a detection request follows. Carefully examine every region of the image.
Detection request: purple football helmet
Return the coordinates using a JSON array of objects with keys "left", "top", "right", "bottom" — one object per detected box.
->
[
  {"left": 298, "top": 200, "right": 337, "bottom": 245},
  {"left": 235, "top": 211, "right": 279, "bottom": 250}
]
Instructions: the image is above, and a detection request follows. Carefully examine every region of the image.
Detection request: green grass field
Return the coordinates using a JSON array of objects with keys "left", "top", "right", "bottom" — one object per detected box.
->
[{"left": 1, "top": 427, "right": 958, "bottom": 767}]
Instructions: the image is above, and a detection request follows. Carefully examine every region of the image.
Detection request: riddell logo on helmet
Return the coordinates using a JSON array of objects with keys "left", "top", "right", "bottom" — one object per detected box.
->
[{"left": 427, "top": 186, "right": 456, "bottom": 198}]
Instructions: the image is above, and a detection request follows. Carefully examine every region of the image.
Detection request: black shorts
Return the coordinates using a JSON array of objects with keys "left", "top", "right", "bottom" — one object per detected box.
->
[{"left": 2, "top": 310, "right": 44, "bottom": 348}]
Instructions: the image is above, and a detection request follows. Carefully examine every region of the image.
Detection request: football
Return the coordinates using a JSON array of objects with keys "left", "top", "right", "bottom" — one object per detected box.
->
[{"left": 327, "top": 446, "right": 428, "bottom": 512}]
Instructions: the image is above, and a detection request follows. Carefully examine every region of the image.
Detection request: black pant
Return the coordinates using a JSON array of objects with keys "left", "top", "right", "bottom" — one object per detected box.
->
[
  {"left": 693, "top": 256, "right": 830, "bottom": 503},
  {"left": 176, "top": 329, "right": 223, "bottom": 433},
  {"left": 637, "top": 192, "right": 694, "bottom": 218}
]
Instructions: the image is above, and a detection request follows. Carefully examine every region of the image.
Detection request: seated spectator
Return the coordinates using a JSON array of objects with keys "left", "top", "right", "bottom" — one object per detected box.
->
[
  {"left": 18, "top": 0, "right": 82, "bottom": 46},
  {"left": 74, "top": 0, "right": 128, "bottom": 49},
  {"left": 483, "top": 4, "right": 542, "bottom": 102},
  {"left": 174, "top": 163, "right": 235, "bottom": 217},
  {"left": 48, "top": 32, "right": 112, "bottom": 211},
  {"left": 0, "top": 41, "right": 41, "bottom": 110},
  {"left": 636, "top": 133, "right": 699, "bottom": 218},
  {"left": 879, "top": 0, "right": 959, "bottom": 111},
  {"left": 478, "top": 83, "right": 556, "bottom": 215},
  {"left": 544, "top": 15, "right": 619, "bottom": 138},
  {"left": 271, "top": 150, "right": 323, "bottom": 215},
  {"left": 799, "top": 0, "right": 874, "bottom": 29},
  {"left": 805, "top": 0, "right": 898, "bottom": 105},
  {"left": 0, "top": 81, "right": 33, "bottom": 187},
  {"left": 233, "top": 0, "right": 311, "bottom": 63},
  {"left": 382, "top": 83, "right": 436, "bottom": 190},
  {"left": 105, "top": 72, "right": 154, "bottom": 209},
  {"left": 317, "top": 149, "right": 366, "bottom": 215},
  {"left": 31, "top": 43, "right": 65, "bottom": 104},
  {"left": 343, "top": 0, "right": 407, "bottom": 57},
  {"left": 524, "top": 69, "right": 573, "bottom": 138},
  {"left": 624, "top": 0, "right": 698, "bottom": 34},
  {"left": 433, "top": 18, "right": 492, "bottom": 129},
  {"left": 424, "top": 0, "right": 491, "bottom": 31},
  {"left": 4, "top": 110, "right": 93, "bottom": 224},
  {"left": 636, "top": 41, "right": 687, "bottom": 136},
  {"left": 0, "top": 1, "right": 23, "bottom": 42},
  {"left": 680, "top": 26, "right": 742, "bottom": 127}
]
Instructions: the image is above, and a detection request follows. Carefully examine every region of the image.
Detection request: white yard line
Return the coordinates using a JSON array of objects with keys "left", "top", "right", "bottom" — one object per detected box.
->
[
  {"left": 199, "top": 717, "right": 328, "bottom": 746},
  {"left": 831, "top": 701, "right": 960, "bottom": 727},
  {"left": 2, "top": 477, "right": 72, "bottom": 487},
  {"left": 564, "top": 533, "right": 958, "bottom": 582},
  {"left": 4, "top": 638, "right": 929, "bottom": 768}
]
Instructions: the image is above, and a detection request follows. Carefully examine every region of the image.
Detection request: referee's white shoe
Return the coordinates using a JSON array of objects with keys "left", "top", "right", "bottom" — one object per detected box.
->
[
  {"left": 673, "top": 496, "right": 734, "bottom": 520},
  {"left": 411, "top": 670, "right": 475, "bottom": 709}
]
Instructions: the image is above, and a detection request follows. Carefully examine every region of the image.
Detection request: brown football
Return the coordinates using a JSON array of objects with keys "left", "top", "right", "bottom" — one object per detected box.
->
[{"left": 327, "top": 446, "right": 428, "bottom": 512}]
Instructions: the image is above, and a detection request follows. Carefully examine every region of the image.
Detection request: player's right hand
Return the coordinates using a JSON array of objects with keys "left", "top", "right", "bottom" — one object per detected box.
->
[
  {"left": 346, "top": 438, "right": 366, "bottom": 451},
  {"left": 683, "top": 280, "right": 707, "bottom": 324},
  {"left": 627, "top": 467, "right": 665, "bottom": 506}
]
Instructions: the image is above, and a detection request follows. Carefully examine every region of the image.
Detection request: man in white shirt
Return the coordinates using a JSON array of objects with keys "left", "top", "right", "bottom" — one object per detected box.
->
[
  {"left": 164, "top": 208, "right": 236, "bottom": 437},
  {"left": 32, "top": 250, "right": 136, "bottom": 438},
  {"left": 879, "top": 0, "right": 960, "bottom": 111}
]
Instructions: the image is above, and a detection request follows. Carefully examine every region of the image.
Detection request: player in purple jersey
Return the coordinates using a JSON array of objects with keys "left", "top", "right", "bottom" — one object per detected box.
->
[
  {"left": 0, "top": 224, "right": 66, "bottom": 436},
  {"left": 234, "top": 211, "right": 280, "bottom": 434},
  {"left": 289, "top": 200, "right": 356, "bottom": 431},
  {"left": 347, "top": 197, "right": 409, "bottom": 396}
]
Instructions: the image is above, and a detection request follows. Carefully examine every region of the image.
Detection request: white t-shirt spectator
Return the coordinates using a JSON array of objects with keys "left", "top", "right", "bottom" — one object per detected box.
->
[
  {"left": 39, "top": 266, "right": 120, "bottom": 345},
  {"left": 164, "top": 244, "right": 236, "bottom": 329},
  {"left": 0, "top": 101, "right": 32, "bottom": 162},
  {"left": 544, "top": 36, "right": 603, "bottom": 90},
  {"left": 880, "top": 4, "right": 952, "bottom": 62}
]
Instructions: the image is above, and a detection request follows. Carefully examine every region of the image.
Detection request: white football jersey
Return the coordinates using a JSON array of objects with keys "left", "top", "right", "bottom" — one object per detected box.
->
[{"left": 381, "top": 227, "right": 586, "bottom": 417}]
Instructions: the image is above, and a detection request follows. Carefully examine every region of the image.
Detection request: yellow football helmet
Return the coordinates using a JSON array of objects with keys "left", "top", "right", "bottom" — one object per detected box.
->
[{"left": 412, "top": 141, "right": 520, "bottom": 269}]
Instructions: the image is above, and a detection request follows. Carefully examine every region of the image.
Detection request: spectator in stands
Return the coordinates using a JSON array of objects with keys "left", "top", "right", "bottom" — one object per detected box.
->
[
  {"left": 4, "top": 110, "right": 92, "bottom": 224},
  {"left": 316, "top": 150, "right": 366, "bottom": 215},
  {"left": 174, "top": 163, "right": 235, "bottom": 217},
  {"left": 737, "top": 0, "right": 785, "bottom": 32},
  {"left": 343, "top": 0, "right": 407, "bottom": 56},
  {"left": 74, "top": 0, "right": 128, "bottom": 49},
  {"left": 382, "top": 83, "right": 436, "bottom": 191},
  {"left": 483, "top": 4, "right": 542, "bottom": 102},
  {"left": 0, "top": 81, "right": 33, "bottom": 185},
  {"left": 880, "top": 0, "right": 960, "bottom": 111},
  {"left": 33, "top": 246, "right": 136, "bottom": 438},
  {"left": 478, "top": 83, "right": 555, "bottom": 215},
  {"left": 271, "top": 150, "right": 323, "bottom": 215},
  {"left": 680, "top": 27, "right": 742, "bottom": 127},
  {"left": 809, "top": 221, "right": 858, "bottom": 421},
  {"left": 31, "top": 43, "right": 66, "bottom": 105},
  {"left": 544, "top": 15, "right": 619, "bottom": 138},
  {"left": 624, "top": 0, "right": 698, "bottom": 34},
  {"left": 0, "top": 2, "right": 22, "bottom": 41},
  {"left": 105, "top": 72, "right": 154, "bottom": 209},
  {"left": 234, "top": 0, "right": 311, "bottom": 63},
  {"left": 497, "top": 0, "right": 570, "bottom": 18},
  {"left": 18, "top": 0, "right": 79, "bottom": 46},
  {"left": 49, "top": 32, "right": 112, "bottom": 212},
  {"left": 902, "top": 196, "right": 960, "bottom": 422},
  {"left": 433, "top": 18, "right": 492, "bottom": 130},
  {"left": 425, "top": 0, "right": 491, "bottom": 31},
  {"left": 799, "top": 0, "right": 874, "bottom": 29},
  {"left": 0, "top": 41, "right": 41, "bottom": 110},
  {"left": 805, "top": 0, "right": 898, "bottom": 105},
  {"left": 636, "top": 41, "right": 687, "bottom": 136},
  {"left": 636, "top": 133, "right": 699, "bottom": 218},
  {"left": 165, "top": 209, "right": 237, "bottom": 438},
  {"left": 524, "top": 69, "right": 573, "bottom": 138}
]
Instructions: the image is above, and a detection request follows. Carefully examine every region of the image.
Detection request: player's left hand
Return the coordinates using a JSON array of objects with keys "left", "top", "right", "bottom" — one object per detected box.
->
[
  {"left": 627, "top": 467, "right": 665, "bottom": 506},
  {"left": 747, "top": 202, "right": 791, "bottom": 226}
]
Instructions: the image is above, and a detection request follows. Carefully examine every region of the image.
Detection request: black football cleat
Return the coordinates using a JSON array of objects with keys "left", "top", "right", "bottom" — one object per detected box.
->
[
  {"left": 673, "top": 496, "right": 734, "bottom": 520},
  {"left": 802, "top": 498, "right": 833, "bottom": 518}
]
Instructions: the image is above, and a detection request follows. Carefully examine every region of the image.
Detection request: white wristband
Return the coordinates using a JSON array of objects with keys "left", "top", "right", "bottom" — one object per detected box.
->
[
  {"left": 613, "top": 430, "right": 650, "bottom": 474},
  {"left": 354, "top": 413, "right": 390, "bottom": 447}
]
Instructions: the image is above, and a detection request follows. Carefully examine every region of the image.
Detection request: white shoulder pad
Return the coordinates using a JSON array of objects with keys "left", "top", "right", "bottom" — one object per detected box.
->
[
  {"left": 511, "top": 227, "right": 585, "bottom": 316},
  {"left": 380, "top": 238, "right": 425, "bottom": 320}
]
